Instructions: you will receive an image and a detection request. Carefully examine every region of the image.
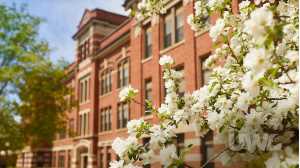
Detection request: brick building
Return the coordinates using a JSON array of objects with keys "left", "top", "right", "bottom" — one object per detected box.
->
[{"left": 17, "top": 0, "right": 240, "bottom": 168}]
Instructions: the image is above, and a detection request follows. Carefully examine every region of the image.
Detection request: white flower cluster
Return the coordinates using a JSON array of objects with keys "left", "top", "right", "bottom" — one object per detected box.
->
[
  {"left": 112, "top": 137, "right": 139, "bottom": 159},
  {"left": 127, "top": 119, "right": 145, "bottom": 136},
  {"left": 187, "top": 0, "right": 209, "bottom": 31},
  {"left": 187, "top": 0, "right": 232, "bottom": 31},
  {"left": 119, "top": 85, "right": 138, "bottom": 102},
  {"left": 134, "top": 0, "right": 166, "bottom": 22},
  {"left": 188, "top": 0, "right": 299, "bottom": 166},
  {"left": 111, "top": 0, "right": 298, "bottom": 167},
  {"left": 111, "top": 56, "right": 190, "bottom": 168},
  {"left": 110, "top": 160, "right": 141, "bottom": 168}
]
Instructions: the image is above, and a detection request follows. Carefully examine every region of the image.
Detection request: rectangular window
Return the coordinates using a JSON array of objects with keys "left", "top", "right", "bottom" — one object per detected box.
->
[
  {"left": 107, "top": 152, "right": 111, "bottom": 168},
  {"left": 143, "top": 137, "right": 151, "bottom": 168},
  {"left": 163, "top": 2, "right": 184, "bottom": 49},
  {"left": 201, "top": 131, "right": 214, "bottom": 168},
  {"left": 68, "top": 119, "right": 74, "bottom": 137},
  {"left": 117, "top": 103, "right": 129, "bottom": 128},
  {"left": 67, "top": 150, "right": 71, "bottom": 168},
  {"left": 79, "top": 115, "right": 82, "bottom": 135},
  {"left": 99, "top": 107, "right": 112, "bottom": 132},
  {"left": 58, "top": 128, "right": 66, "bottom": 140},
  {"left": 80, "top": 82, "right": 83, "bottom": 103},
  {"left": 175, "top": 66, "right": 185, "bottom": 97},
  {"left": 164, "top": 12, "right": 173, "bottom": 49},
  {"left": 118, "top": 59, "right": 129, "bottom": 88},
  {"left": 58, "top": 154, "right": 65, "bottom": 168},
  {"left": 175, "top": 5, "right": 184, "bottom": 43},
  {"left": 99, "top": 152, "right": 104, "bottom": 168},
  {"left": 100, "top": 70, "right": 112, "bottom": 95},
  {"left": 80, "top": 113, "right": 89, "bottom": 136},
  {"left": 176, "top": 133, "right": 185, "bottom": 155},
  {"left": 79, "top": 76, "right": 90, "bottom": 103},
  {"left": 201, "top": 57, "right": 212, "bottom": 86},
  {"left": 52, "top": 152, "right": 56, "bottom": 167},
  {"left": 79, "top": 39, "right": 90, "bottom": 60},
  {"left": 145, "top": 25, "right": 152, "bottom": 59},
  {"left": 144, "top": 78, "right": 152, "bottom": 115},
  {"left": 83, "top": 113, "right": 87, "bottom": 135}
]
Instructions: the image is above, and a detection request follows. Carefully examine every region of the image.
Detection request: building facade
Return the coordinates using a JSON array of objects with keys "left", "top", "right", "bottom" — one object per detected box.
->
[{"left": 17, "top": 0, "right": 240, "bottom": 168}]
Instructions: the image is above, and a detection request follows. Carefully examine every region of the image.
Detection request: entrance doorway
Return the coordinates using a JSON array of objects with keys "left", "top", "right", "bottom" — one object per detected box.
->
[
  {"left": 80, "top": 154, "right": 88, "bottom": 168},
  {"left": 76, "top": 146, "right": 88, "bottom": 168}
]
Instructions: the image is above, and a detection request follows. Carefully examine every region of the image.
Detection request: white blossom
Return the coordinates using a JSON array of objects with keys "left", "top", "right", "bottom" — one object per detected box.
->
[
  {"left": 244, "top": 48, "right": 272, "bottom": 77},
  {"left": 149, "top": 125, "right": 175, "bottom": 149},
  {"left": 244, "top": 7, "right": 274, "bottom": 42},
  {"left": 110, "top": 160, "right": 125, "bottom": 168},
  {"left": 159, "top": 144, "right": 178, "bottom": 167},
  {"left": 159, "top": 55, "right": 174, "bottom": 66},
  {"left": 285, "top": 50, "right": 298, "bottom": 63},
  {"left": 209, "top": 19, "right": 225, "bottom": 42},
  {"left": 127, "top": 119, "right": 144, "bottom": 136},
  {"left": 119, "top": 85, "right": 138, "bottom": 102},
  {"left": 112, "top": 136, "right": 138, "bottom": 158}
]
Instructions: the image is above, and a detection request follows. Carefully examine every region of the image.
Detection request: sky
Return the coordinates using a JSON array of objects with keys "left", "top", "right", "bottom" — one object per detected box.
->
[{"left": 0, "top": 0, "right": 127, "bottom": 63}]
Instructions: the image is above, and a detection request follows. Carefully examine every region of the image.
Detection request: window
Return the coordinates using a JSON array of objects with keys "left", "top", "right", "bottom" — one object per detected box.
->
[
  {"left": 175, "top": 66, "right": 185, "bottom": 97},
  {"left": 52, "top": 152, "right": 56, "bottom": 167},
  {"left": 163, "top": 2, "right": 184, "bottom": 49},
  {"left": 99, "top": 107, "right": 112, "bottom": 132},
  {"left": 99, "top": 152, "right": 104, "bottom": 168},
  {"left": 201, "top": 131, "right": 214, "bottom": 168},
  {"left": 117, "top": 103, "right": 129, "bottom": 128},
  {"left": 68, "top": 119, "right": 74, "bottom": 137},
  {"left": 100, "top": 69, "right": 112, "bottom": 95},
  {"left": 144, "top": 25, "right": 152, "bottom": 59},
  {"left": 80, "top": 113, "right": 89, "bottom": 136},
  {"left": 58, "top": 128, "right": 66, "bottom": 140},
  {"left": 79, "top": 76, "right": 90, "bottom": 103},
  {"left": 107, "top": 152, "right": 111, "bottom": 168},
  {"left": 118, "top": 59, "right": 129, "bottom": 88},
  {"left": 175, "top": 133, "right": 185, "bottom": 156},
  {"left": 175, "top": 5, "right": 184, "bottom": 43},
  {"left": 78, "top": 39, "right": 90, "bottom": 61},
  {"left": 143, "top": 138, "right": 151, "bottom": 168},
  {"left": 144, "top": 78, "right": 152, "bottom": 115},
  {"left": 201, "top": 57, "right": 212, "bottom": 86},
  {"left": 164, "top": 12, "right": 173, "bottom": 48},
  {"left": 67, "top": 150, "right": 71, "bottom": 168},
  {"left": 58, "top": 153, "right": 65, "bottom": 168}
]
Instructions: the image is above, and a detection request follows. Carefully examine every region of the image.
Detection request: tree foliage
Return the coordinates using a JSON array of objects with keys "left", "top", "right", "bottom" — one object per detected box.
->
[{"left": 0, "top": 4, "right": 69, "bottom": 150}]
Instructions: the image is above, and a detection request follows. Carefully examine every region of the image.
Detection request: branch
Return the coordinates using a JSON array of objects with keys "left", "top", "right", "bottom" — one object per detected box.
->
[
  {"left": 201, "top": 147, "right": 229, "bottom": 168},
  {"left": 278, "top": 81, "right": 296, "bottom": 85},
  {"left": 267, "top": 97, "right": 287, "bottom": 101}
]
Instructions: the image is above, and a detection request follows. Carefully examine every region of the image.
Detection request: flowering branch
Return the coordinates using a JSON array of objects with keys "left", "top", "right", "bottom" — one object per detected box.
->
[
  {"left": 201, "top": 147, "right": 229, "bottom": 168},
  {"left": 111, "top": 1, "right": 299, "bottom": 168}
]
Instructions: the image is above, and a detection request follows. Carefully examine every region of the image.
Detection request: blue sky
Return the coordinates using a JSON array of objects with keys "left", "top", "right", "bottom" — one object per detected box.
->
[{"left": 0, "top": 0, "right": 126, "bottom": 62}]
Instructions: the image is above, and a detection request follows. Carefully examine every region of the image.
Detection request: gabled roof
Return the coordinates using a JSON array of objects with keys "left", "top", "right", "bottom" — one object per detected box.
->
[{"left": 73, "top": 8, "right": 128, "bottom": 39}]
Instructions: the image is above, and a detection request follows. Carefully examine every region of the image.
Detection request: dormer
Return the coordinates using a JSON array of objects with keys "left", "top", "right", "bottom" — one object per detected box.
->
[{"left": 73, "top": 9, "right": 128, "bottom": 63}]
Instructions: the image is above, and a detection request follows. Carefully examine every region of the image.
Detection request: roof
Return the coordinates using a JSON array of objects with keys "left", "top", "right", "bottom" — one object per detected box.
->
[{"left": 73, "top": 8, "right": 128, "bottom": 39}]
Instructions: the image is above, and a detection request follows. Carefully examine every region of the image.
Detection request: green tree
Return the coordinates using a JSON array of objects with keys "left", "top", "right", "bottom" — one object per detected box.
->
[
  {"left": 0, "top": 3, "right": 70, "bottom": 151},
  {"left": 17, "top": 61, "right": 69, "bottom": 147}
]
